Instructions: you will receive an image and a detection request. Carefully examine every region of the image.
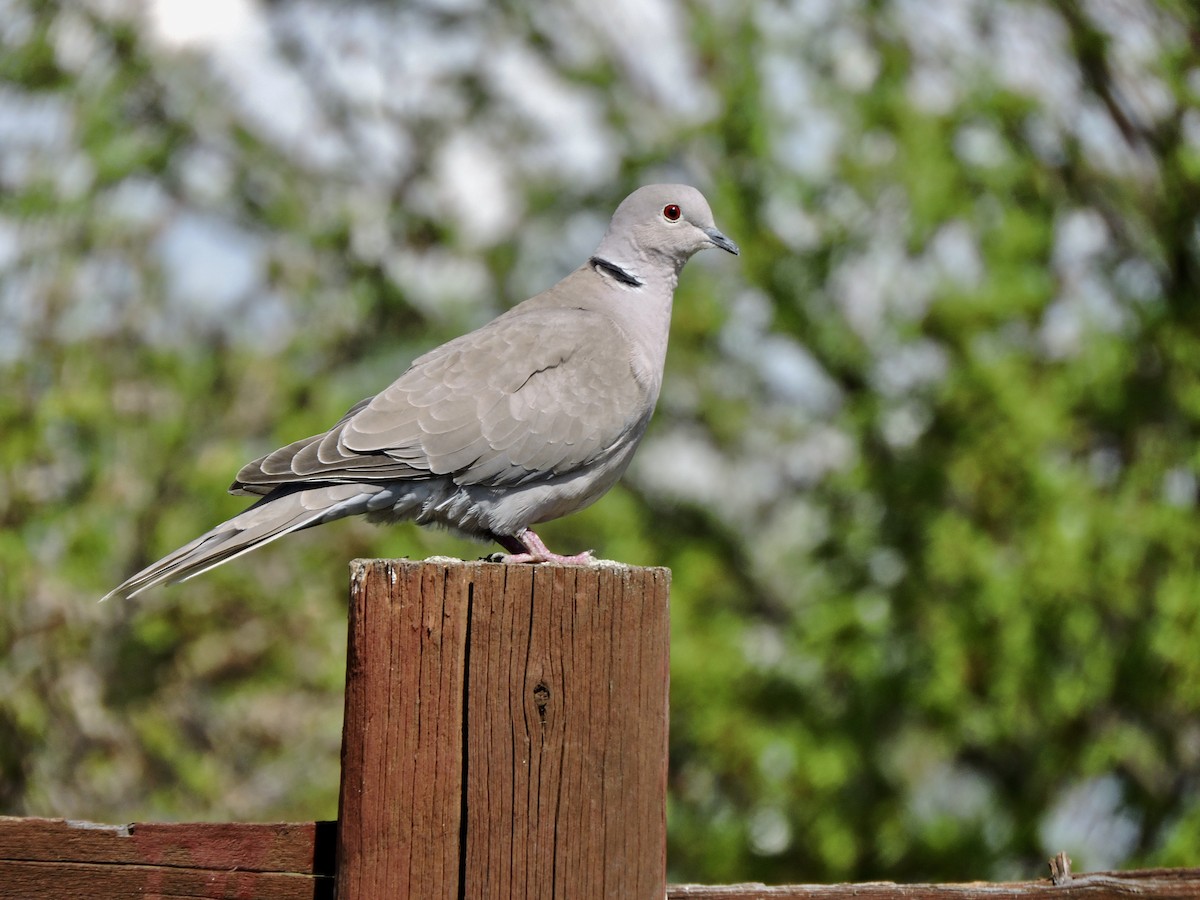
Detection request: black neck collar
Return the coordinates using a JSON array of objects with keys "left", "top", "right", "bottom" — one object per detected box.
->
[{"left": 589, "top": 256, "right": 643, "bottom": 287}]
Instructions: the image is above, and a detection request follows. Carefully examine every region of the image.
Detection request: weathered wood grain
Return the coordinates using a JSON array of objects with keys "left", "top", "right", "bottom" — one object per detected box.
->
[
  {"left": 334, "top": 558, "right": 671, "bottom": 900},
  {"left": 666, "top": 870, "right": 1200, "bottom": 898},
  {"left": 0, "top": 817, "right": 334, "bottom": 899}
]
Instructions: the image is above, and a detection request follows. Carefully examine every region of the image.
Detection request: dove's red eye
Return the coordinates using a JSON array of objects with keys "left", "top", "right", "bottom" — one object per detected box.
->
[{"left": 663, "top": 204, "right": 681, "bottom": 221}]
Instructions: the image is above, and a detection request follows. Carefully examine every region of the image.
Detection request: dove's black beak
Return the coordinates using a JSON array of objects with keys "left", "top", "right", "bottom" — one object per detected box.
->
[{"left": 705, "top": 227, "right": 740, "bottom": 256}]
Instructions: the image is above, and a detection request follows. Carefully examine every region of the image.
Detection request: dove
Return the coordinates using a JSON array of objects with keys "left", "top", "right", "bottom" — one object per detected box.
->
[{"left": 102, "top": 184, "right": 738, "bottom": 601}]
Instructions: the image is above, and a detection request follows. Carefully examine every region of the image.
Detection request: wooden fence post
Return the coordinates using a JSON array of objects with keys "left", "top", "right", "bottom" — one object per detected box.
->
[{"left": 334, "top": 559, "right": 671, "bottom": 900}]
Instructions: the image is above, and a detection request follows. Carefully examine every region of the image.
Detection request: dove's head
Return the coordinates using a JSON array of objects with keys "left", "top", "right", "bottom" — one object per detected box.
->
[{"left": 595, "top": 184, "right": 739, "bottom": 276}]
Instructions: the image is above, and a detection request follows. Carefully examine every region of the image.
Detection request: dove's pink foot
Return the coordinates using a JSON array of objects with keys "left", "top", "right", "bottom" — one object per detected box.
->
[{"left": 496, "top": 528, "right": 594, "bottom": 564}]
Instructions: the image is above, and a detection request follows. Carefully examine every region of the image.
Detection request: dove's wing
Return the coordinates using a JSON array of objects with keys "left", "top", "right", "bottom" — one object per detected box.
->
[{"left": 232, "top": 306, "right": 651, "bottom": 494}]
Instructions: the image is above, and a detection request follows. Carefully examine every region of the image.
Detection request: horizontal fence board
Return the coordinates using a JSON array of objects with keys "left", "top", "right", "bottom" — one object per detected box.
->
[
  {"left": 0, "top": 817, "right": 334, "bottom": 900},
  {"left": 667, "top": 870, "right": 1200, "bottom": 898},
  {"left": 0, "top": 859, "right": 331, "bottom": 900},
  {"left": 0, "top": 816, "right": 334, "bottom": 873},
  {"left": 3, "top": 817, "right": 1200, "bottom": 898}
]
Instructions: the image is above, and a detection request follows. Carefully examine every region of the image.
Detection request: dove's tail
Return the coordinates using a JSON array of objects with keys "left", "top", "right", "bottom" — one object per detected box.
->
[{"left": 101, "top": 484, "right": 383, "bottom": 602}]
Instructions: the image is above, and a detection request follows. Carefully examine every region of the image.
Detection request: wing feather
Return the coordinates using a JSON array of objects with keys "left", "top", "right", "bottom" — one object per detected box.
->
[{"left": 232, "top": 306, "right": 651, "bottom": 494}]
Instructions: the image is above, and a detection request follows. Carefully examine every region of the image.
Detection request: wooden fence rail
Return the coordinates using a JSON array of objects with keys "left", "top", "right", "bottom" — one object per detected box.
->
[
  {"left": 4, "top": 817, "right": 1200, "bottom": 899},
  {"left": 0, "top": 818, "right": 335, "bottom": 899},
  {"left": 2, "top": 559, "right": 1199, "bottom": 898}
]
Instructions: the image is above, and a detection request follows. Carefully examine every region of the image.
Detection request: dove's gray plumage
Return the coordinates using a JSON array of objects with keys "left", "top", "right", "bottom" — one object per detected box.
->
[{"left": 102, "top": 184, "right": 738, "bottom": 601}]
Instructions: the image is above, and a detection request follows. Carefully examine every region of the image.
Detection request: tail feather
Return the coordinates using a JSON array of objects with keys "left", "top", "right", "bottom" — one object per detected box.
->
[{"left": 101, "top": 485, "right": 378, "bottom": 602}]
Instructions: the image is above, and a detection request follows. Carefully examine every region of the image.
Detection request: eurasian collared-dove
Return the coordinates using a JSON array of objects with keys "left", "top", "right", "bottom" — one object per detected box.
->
[{"left": 102, "top": 184, "right": 738, "bottom": 601}]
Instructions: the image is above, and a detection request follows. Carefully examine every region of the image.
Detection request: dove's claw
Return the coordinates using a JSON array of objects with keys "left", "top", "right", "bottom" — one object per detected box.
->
[{"left": 496, "top": 529, "right": 595, "bottom": 565}]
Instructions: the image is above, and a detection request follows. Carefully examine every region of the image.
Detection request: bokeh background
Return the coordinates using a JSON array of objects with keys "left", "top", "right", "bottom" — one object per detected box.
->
[{"left": 4, "top": 0, "right": 1200, "bottom": 884}]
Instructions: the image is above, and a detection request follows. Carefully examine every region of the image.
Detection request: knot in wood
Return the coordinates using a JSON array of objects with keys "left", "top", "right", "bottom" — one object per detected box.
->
[{"left": 533, "top": 681, "right": 551, "bottom": 725}]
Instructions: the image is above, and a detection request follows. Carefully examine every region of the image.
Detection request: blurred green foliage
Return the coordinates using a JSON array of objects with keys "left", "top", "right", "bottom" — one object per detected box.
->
[{"left": 3, "top": 0, "right": 1200, "bottom": 886}]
